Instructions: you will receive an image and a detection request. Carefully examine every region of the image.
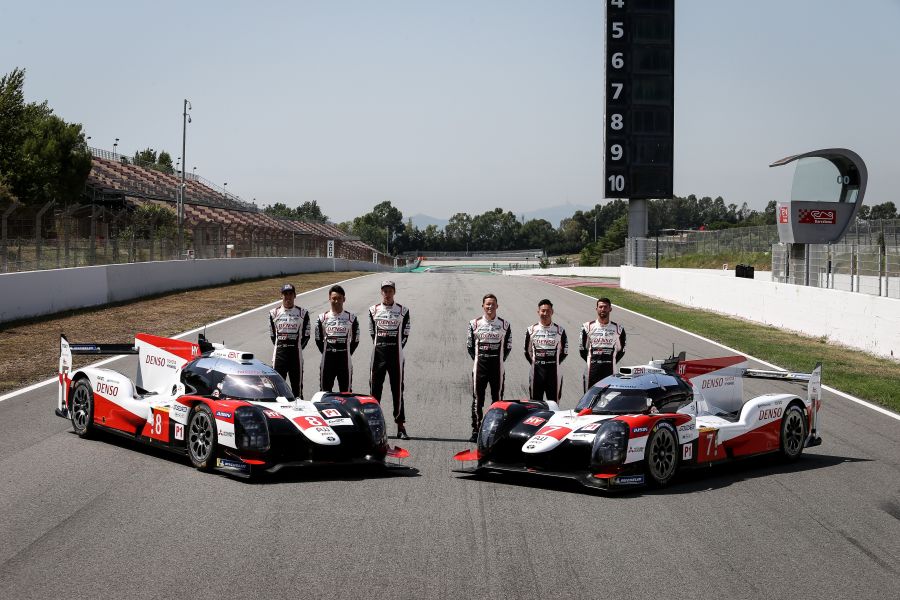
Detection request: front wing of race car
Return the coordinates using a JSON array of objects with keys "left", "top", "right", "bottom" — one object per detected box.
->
[
  {"left": 452, "top": 449, "right": 648, "bottom": 491},
  {"left": 180, "top": 394, "right": 410, "bottom": 478}
]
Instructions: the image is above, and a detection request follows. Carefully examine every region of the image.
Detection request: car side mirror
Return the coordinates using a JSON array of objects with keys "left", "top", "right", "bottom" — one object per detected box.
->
[{"left": 578, "top": 408, "right": 592, "bottom": 416}]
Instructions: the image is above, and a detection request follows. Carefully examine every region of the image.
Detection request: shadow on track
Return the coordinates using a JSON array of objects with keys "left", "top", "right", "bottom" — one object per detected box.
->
[
  {"left": 257, "top": 463, "right": 420, "bottom": 485},
  {"left": 71, "top": 429, "right": 421, "bottom": 484},
  {"left": 403, "top": 436, "right": 473, "bottom": 443},
  {"left": 452, "top": 452, "right": 868, "bottom": 498}
]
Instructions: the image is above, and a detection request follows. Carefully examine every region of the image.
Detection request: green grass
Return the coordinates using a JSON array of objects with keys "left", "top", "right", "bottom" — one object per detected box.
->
[
  {"left": 657, "top": 251, "right": 772, "bottom": 271},
  {"left": 573, "top": 286, "right": 900, "bottom": 412}
]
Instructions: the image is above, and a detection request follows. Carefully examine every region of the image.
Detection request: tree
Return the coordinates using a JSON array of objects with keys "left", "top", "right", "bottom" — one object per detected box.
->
[
  {"left": 519, "top": 218, "right": 555, "bottom": 250},
  {"left": 263, "top": 202, "right": 296, "bottom": 219},
  {"left": 131, "top": 148, "right": 177, "bottom": 174},
  {"left": 118, "top": 202, "right": 178, "bottom": 240},
  {"left": 579, "top": 214, "right": 628, "bottom": 265},
  {"left": 0, "top": 68, "right": 91, "bottom": 206},
  {"left": 470, "top": 208, "right": 521, "bottom": 250},
  {"left": 348, "top": 200, "right": 405, "bottom": 252},
  {"left": 869, "top": 202, "right": 897, "bottom": 220},
  {"left": 0, "top": 176, "right": 15, "bottom": 204},
  {"left": 296, "top": 200, "right": 328, "bottom": 223},
  {"left": 553, "top": 216, "right": 589, "bottom": 254},
  {"left": 157, "top": 151, "right": 174, "bottom": 174},
  {"left": 420, "top": 224, "right": 443, "bottom": 250},
  {"left": 444, "top": 212, "right": 473, "bottom": 251},
  {"left": 134, "top": 148, "right": 157, "bottom": 165},
  {"left": 372, "top": 201, "right": 404, "bottom": 234}
]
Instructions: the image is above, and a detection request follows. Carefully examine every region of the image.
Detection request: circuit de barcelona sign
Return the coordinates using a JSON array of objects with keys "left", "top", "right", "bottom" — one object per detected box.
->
[{"left": 769, "top": 148, "right": 867, "bottom": 244}]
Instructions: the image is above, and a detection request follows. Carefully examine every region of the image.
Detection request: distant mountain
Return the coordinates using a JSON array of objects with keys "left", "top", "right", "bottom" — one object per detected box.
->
[
  {"left": 521, "top": 203, "right": 593, "bottom": 228},
  {"left": 408, "top": 213, "right": 449, "bottom": 229}
]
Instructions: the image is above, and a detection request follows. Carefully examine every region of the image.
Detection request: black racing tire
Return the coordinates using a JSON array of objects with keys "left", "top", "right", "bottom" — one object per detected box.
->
[
  {"left": 644, "top": 421, "right": 680, "bottom": 487},
  {"left": 779, "top": 404, "right": 807, "bottom": 461},
  {"left": 70, "top": 379, "right": 95, "bottom": 438},
  {"left": 187, "top": 405, "right": 218, "bottom": 471}
]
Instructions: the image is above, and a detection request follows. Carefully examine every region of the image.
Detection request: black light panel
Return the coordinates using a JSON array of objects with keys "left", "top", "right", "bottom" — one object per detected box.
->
[{"left": 604, "top": 0, "right": 674, "bottom": 199}]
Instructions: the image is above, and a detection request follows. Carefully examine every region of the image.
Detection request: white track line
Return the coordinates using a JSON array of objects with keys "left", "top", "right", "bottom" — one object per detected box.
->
[
  {"left": 0, "top": 274, "right": 376, "bottom": 404},
  {"left": 558, "top": 284, "right": 900, "bottom": 423}
]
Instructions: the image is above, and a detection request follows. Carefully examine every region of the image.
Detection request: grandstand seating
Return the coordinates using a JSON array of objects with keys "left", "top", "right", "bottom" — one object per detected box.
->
[{"left": 84, "top": 151, "right": 385, "bottom": 262}]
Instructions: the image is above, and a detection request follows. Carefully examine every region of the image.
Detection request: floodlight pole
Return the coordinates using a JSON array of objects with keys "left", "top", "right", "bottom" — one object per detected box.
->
[{"left": 179, "top": 99, "right": 191, "bottom": 258}]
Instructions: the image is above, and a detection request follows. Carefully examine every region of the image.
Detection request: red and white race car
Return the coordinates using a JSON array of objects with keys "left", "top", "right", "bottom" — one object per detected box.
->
[
  {"left": 454, "top": 354, "right": 822, "bottom": 490},
  {"left": 55, "top": 333, "right": 407, "bottom": 477}
]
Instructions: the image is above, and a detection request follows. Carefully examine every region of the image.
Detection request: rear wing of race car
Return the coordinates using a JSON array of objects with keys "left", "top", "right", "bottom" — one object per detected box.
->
[
  {"left": 57, "top": 334, "right": 138, "bottom": 417},
  {"left": 646, "top": 353, "right": 823, "bottom": 436}
]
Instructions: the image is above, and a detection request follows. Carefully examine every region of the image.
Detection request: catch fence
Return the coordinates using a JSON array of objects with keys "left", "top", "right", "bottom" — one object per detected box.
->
[
  {"left": 615, "top": 219, "right": 900, "bottom": 299},
  {"left": 0, "top": 202, "right": 400, "bottom": 273}
]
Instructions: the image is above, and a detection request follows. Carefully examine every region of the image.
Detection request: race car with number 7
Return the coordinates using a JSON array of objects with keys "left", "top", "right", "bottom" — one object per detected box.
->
[
  {"left": 453, "top": 353, "right": 822, "bottom": 490},
  {"left": 55, "top": 333, "right": 408, "bottom": 478}
]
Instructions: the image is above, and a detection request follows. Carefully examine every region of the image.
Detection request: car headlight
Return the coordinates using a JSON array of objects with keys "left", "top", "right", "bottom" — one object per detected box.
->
[
  {"left": 590, "top": 420, "right": 629, "bottom": 468},
  {"left": 360, "top": 403, "right": 386, "bottom": 445},
  {"left": 477, "top": 409, "right": 507, "bottom": 454},
  {"left": 235, "top": 406, "right": 270, "bottom": 451}
]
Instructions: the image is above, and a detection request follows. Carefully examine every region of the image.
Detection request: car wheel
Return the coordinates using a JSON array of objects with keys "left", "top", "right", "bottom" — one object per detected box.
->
[
  {"left": 645, "top": 422, "right": 679, "bottom": 487},
  {"left": 70, "top": 379, "right": 95, "bottom": 438},
  {"left": 187, "top": 405, "right": 217, "bottom": 470},
  {"left": 779, "top": 405, "right": 807, "bottom": 461}
]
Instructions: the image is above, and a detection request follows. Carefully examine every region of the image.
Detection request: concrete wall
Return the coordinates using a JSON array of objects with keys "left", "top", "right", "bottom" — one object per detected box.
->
[
  {"left": 0, "top": 257, "right": 388, "bottom": 323},
  {"left": 504, "top": 266, "right": 622, "bottom": 278},
  {"left": 620, "top": 266, "right": 899, "bottom": 360}
]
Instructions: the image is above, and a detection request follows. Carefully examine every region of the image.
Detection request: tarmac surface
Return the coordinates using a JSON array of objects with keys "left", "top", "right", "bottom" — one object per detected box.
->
[{"left": 1, "top": 270, "right": 898, "bottom": 599}]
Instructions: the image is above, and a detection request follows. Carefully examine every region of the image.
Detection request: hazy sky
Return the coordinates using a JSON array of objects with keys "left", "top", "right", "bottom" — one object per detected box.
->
[{"left": 2, "top": 0, "right": 898, "bottom": 223}]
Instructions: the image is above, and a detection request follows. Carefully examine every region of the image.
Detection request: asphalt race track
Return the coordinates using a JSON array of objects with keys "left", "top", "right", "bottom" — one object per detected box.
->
[{"left": 1, "top": 271, "right": 898, "bottom": 599}]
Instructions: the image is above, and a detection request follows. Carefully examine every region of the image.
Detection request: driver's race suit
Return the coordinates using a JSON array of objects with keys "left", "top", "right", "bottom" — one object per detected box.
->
[
  {"left": 467, "top": 315, "right": 512, "bottom": 434},
  {"left": 524, "top": 322, "right": 568, "bottom": 402},
  {"left": 315, "top": 310, "right": 360, "bottom": 393},
  {"left": 269, "top": 305, "right": 311, "bottom": 398},
  {"left": 579, "top": 319, "right": 626, "bottom": 391},
  {"left": 368, "top": 302, "right": 411, "bottom": 424}
]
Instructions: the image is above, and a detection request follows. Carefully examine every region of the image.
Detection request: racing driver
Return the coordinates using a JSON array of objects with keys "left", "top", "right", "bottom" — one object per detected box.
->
[
  {"left": 467, "top": 293, "right": 512, "bottom": 443},
  {"left": 368, "top": 280, "right": 411, "bottom": 439},
  {"left": 524, "top": 299, "right": 568, "bottom": 403},
  {"left": 268, "top": 283, "right": 311, "bottom": 399},
  {"left": 579, "top": 296, "right": 626, "bottom": 391},
  {"left": 315, "top": 284, "right": 360, "bottom": 392}
]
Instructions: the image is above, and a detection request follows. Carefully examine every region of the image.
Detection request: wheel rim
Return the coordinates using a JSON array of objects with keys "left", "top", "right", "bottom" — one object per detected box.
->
[
  {"left": 783, "top": 410, "right": 804, "bottom": 456},
  {"left": 649, "top": 429, "right": 677, "bottom": 481},
  {"left": 72, "top": 385, "right": 90, "bottom": 430},
  {"left": 189, "top": 412, "right": 213, "bottom": 461}
]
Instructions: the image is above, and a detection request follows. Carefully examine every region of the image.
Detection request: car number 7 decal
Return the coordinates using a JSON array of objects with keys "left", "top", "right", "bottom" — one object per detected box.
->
[{"left": 535, "top": 425, "right": 571, "bottom": 440}]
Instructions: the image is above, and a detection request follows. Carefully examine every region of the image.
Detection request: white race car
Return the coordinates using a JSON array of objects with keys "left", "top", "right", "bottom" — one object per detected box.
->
[
  {"left": 454, "top": 353, "right": 822, "bottom": 490},
  {"left": 56, "top": 332, "right": 408, "bottom": 478}
]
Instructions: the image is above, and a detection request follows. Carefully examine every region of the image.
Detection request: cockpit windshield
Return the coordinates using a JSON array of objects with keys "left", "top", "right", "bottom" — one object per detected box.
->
[
  {"left": 575, "top": 386, "right": 652, "bottom": 414},
  {"left": 218, "top": 374, "right": 293, "bottom": 402}
]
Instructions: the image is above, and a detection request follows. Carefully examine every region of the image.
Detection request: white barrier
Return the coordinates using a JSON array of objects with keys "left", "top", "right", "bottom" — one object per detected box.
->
[
  {"left": 620, "top": 266, "right": 899, "bottom": 360},
  {"left": 504, "top": 267, "right": 622, "bottom": 278},
  {"left": 0, "top": 257, "right": 388, "bottom": 323}
]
